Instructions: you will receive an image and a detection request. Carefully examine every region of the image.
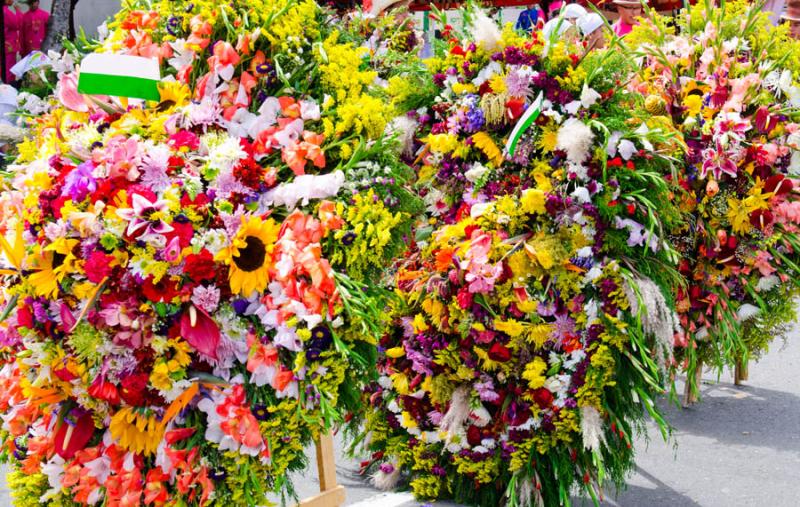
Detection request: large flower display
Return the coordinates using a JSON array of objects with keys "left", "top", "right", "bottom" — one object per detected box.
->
[
  {"left": 355, "top": 14, "right": 686, "bottom": 506},
  {"left": 628, "top": 0, "right": 800, "bottom": 388},
  {"left": 0, "top": 0, "right": 420, "bottom": 504}
]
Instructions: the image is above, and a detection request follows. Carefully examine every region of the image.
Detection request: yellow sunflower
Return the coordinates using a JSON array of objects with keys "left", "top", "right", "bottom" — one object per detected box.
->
[
  {"left": 109, "top": 407, "right": 164, "bottom": 456},
  {"left": 156, "top": 81, "right": 192, "bottom": 111},
  {"left": 216, "top": 215, "right": 281, "bottom": 296},
  {"left": 28, "top": 238, "right": 80, "bottom": 299}
]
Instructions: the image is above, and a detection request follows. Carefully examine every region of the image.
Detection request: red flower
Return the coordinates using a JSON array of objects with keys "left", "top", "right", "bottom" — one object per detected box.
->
[
  {"left": 85, "top": 251, "right": 115, "bottom": 283},
  {"left": 764, "top": 174, "right": 793, "bottom": 196},
  {"left": 54, "top": 411, "right": 96, "bottom": 459},
  {"left": 88, "top": 375, "right": 121, "bottom": 405},
  {"left": 183, "top": 249, "right": 217, "bottom": 282},
  {"left": 17, "top": 305, "right": 34, "bottom": 329},
  {"left": 456, "top": 287, "right": 473, "bottom": 310},
  {"left": 119, "top": 373, "right": 150, "bottom": 406},
  {"left": 142, "top": 276, "right": 180, "bottom": 303},
  {"left": 533, "top": 388, "right": 554, "bottom": 408},
  {"left": 163, "top": 221, "right": 194, "bottom": 248},
  {"left": 488, "top": 343, "right": 511, "bottom": 362}
]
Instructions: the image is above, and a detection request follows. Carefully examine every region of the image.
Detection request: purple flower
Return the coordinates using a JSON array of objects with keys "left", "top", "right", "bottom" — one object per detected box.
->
[{"left": 62, "top": 162, "right": 97, "bottom": 202}]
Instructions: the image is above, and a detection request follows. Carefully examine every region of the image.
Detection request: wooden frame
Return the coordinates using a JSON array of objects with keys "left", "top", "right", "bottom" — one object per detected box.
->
[{"left": 297, "top": 432, "right": 346, "bottom": 507}]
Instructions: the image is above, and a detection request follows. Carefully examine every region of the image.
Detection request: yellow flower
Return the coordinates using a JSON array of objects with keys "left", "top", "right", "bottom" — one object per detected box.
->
[
  {"left": 426, "top": 133, "right": 460, "bottom": 155},
  {"left": 28, "top": 238, "right": 80, "bottom": 299},
  {"left": 216, "top": 215, "right": 281, "bottom": 296},
  {"left": 494, "top": 318, "right": 525, "bottom": 337},
  {"left": 520, "top": 188, "right": 546, "bottom": 215},
  {"left": 726, "top": 198, "right": 752, "bottom": 234},
  {"left": 109, "top": 407, "right": 164, "bottom": 456},
  {"left": 537, "top": 124, "right": 559, "bottom": 153},
  {"left": 452, "top": 82, "right": 477, "bottom": 94},
  {"left": 522, "top": 356, "right": 548, "bottom": 389},
  {"left": 683, "top": 94, "right": 703, "bottom": 117},
  {"left": 472, "top": 132, "right": 504, "bottom": 167},
  {"left": 157, "top": 81, "right": 191, "bottom": 110}
]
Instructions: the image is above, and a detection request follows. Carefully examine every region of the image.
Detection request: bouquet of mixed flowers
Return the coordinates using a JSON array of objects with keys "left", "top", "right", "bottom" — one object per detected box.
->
[
  {"left": 629, "top": 0, "right": 800, "bottom": 387},
  {"left": 354, "top": 11, "right": 686, "bottom": 506},
  {"left": 0, "top": 0, "right": 420, "bottom": 504}
]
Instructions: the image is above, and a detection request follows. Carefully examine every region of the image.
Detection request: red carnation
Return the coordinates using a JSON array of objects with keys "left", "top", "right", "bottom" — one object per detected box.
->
[
  {"left": 85, "top": 251, "right": 115, "bottom": 283},
  {"left": 142, "top": 276, "right": 180, "bottom": 303},
  {"left": 163, "top": 221, "right": 194, "bottom": 248},
  {"left": 184, "top": 249, "right": 217, "bottom": 282}
]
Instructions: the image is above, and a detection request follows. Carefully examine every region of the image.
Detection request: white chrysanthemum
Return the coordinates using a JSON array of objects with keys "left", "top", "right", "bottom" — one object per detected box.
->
[
  {"left": 260, "top": 171, "right": 345, "bottom": 210},
  {"left": 756, "top": 275, "right": 781, "bottom": 292},
  {"left": 556, "top": 118, "right": 595, "bottom": 165}
]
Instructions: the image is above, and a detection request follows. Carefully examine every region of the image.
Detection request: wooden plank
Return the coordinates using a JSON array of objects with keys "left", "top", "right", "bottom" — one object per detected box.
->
[
  {"left": 296, "top": 431, "right": 346, "bottom": 507},
  {"left": 682, "top": 358, "right": 703, "bottom": 407},
  {"left": 734, "top": 358, "right": 749, "bottom": 385},
  {"left": 298, "top": 486, "right": 346, "bottom": 507}
]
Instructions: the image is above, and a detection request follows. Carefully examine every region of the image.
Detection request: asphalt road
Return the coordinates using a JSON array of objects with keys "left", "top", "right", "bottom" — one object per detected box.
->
[{"left": 2, "top": 325, "right": 800, "bottom": 506}]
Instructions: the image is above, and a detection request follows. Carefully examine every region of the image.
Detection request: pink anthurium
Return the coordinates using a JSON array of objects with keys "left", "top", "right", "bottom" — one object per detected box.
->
[{"left": 180, "top": 305, "right": 220, "bottom": 359}]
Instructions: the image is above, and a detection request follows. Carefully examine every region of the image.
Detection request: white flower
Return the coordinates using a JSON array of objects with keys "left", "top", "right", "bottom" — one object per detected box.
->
[
  {"left": 737, "top": 303, "right": 760, "bottom": 321},
  {"left": 470, "top": 11, "right": 502, "bottom": 52},
  {"left": 260, "top": 171, "right": 345, "bottom": 209},
  {"left": 556, "top": 118, "right": 594, "bottom": 164},
  {"left": 580, "top": 84, "right": 601, "bottom": 109},
  {"left": 618, "top": 139, "right": 637, "bottom": 160},
  {"left": 580, "top": 406, "right": 605, "bottom": 451},
  {"left": 465, "top": 162, "right": 490, "bottom": 183}
]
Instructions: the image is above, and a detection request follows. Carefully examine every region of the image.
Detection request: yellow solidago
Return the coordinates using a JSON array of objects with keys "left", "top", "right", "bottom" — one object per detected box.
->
[
  {"left": 471, "top": 132, "right": 504, "bottom": 167},
  {"left": 452, "top": 82, "right": 477, "bottom": 95},
  {"left": 335, "top": 94, "right": 390, "bottom": 139}
]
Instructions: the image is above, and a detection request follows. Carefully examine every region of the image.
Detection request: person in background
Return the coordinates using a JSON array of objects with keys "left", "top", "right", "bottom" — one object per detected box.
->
[
  {"left": 22, "top": 0, "right": 49, "bottom": 55},
  {"left": 611, "top": 0, "right": 642, "bottom": 37},
  {"left": 515, "top": 2, "right": 544, "bottom": 32},
  {"left": 764, "top": 0, "right": 786, "bottom": 25},
  {"left": 783, "top": 1, "right": 800, "bottom": 39},
  {"left": 3, "top": 0, "right": 22, "bottom": 83},
  {"left": 579, "top": 12, "right": 606, "bottom": 52}
]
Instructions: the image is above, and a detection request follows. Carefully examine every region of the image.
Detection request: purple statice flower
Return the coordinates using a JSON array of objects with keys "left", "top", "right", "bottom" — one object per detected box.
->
[
  {"left": 461, "top": 96, "right": 485, "bottom": 134},
  {"left": 407, "top": 348, "right": 434, "bottom": 376},
  {"left": 62, "top": 161, "right": 97, "bottom": 202}
]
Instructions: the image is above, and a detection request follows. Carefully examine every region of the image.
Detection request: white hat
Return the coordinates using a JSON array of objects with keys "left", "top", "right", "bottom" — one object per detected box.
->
[
  {"left": 562, "top": 3, "right": 588, "bottom": 19},
  {"left": 579, "top": 13, "right": 604, "bottom": 35},
  {"left": 612, "top": 0, "right": 642, "bottom": 6},
  {"left": 542, "top": 18, "right": 571, "bottom": 39}
]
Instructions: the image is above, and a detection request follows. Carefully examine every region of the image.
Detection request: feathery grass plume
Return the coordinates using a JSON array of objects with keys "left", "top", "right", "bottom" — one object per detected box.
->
[
  {"left": 580, "top": 405, "right": 605, "bottom": 452},
  {"left": 624, "top": 276, "right": 679, "bottom": 373},
  {"left": 439, "top": 385, "right": 471, "bottom": 444}
]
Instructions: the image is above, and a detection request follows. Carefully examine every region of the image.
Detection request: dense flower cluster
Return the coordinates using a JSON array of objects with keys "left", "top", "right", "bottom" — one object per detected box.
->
[
  {"left": 0, "top": 0, "right": 419, "bottom": 505},
  {"left": 629, "top": 0, "right": 800, "bottom": 384},
  {"left": 355, "top": 15, "right": 685, "bottom": 507}
]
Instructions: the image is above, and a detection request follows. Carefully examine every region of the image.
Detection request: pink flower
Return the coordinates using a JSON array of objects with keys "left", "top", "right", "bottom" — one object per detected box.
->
[
  {"left": 116, "top": 192, "right": 174, "bottom": 247},
  {"left": 57, "top": 73, "right": 89, "bottom": 112},
  {"left": 700, "top": 144, "right": 738, "bottom": 180},
  {"left": 191, "top": 285, "right": 220, "bottom": 313},
  {"left": 84, "top": 251, "right": 114, "bottom": 283},
  {"left": 752, "top": 251, "right": 776, "bottom": 277}
]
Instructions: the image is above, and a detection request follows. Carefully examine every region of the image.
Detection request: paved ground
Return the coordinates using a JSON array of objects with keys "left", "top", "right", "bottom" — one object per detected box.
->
[{"left": 3, "top": 326, "right": 800, "bottom": 506}]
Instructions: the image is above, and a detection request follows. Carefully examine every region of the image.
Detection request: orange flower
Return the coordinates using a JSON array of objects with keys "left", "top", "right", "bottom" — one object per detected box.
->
[
  {"left": 208, "top": 41, "right": 240, "bottom": 70},
  {"left": 319, "top": 201, "right": 344, "bottom": 232},
  {"left": 236, "top": 33, "right": 251, "bottom": 55},
  {"left": 273, "top": 368, "right": 295, "bottom": 392},
  {"left": 249, "top": 50, "right": 267, "bottom": 75},
  {"left": 120, "top": 10, "right": 160, "bottom": 30},
  {"left": 434, "top": 247, "right": 455, "bottom": 271},
  {"left": 279, "top": 96, "right": 302, "bottom": 118},
  {"left": 281, "top": 131, "right": 326, "bottom": 176},
  {"left": 187, "top": 16, "right": 212, "bottom": 50}
]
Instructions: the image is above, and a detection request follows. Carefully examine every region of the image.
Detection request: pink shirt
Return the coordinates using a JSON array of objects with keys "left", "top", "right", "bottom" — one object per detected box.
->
[
  {"left": 612, "top": 19, "right": 634, "bottom": 37},
  {"left": 3, "top": 6, "right": 21, "bottom": 54},
  {"left": 22, "top": 8, "right": 49, "bottom": 55}
]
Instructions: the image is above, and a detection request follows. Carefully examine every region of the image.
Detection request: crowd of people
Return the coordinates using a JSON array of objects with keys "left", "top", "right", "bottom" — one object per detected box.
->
[
  {"left": 515, "top": 0, "right": 800, "bottom": 44},
  {"left": 2, "top": 0, "right": 49, "bottom": 83}
]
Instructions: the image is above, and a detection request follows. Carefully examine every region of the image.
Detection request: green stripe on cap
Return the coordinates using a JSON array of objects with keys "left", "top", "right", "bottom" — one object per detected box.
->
[
  {"left": 77, "top": 73, "right": 160, "bottom": 101},
  {"left": 505, "top": 91, "right": 544, "bottom": 157}
]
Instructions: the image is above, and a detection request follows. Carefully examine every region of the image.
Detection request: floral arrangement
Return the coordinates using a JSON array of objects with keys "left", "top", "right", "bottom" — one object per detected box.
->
[
  {"left": 0, "top": 0, "right": 420, "bottom": 505},
  {"left": 354, "top": 12, "right": 686, "bottom": 506},
  {"left": 629, "top": 0, "right": 800, "bottom": 384}
]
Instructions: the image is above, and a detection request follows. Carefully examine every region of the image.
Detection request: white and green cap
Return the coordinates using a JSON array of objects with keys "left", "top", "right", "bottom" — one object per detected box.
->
[{"left": 505, "top": 91, "right": 543, "bottom": 158}]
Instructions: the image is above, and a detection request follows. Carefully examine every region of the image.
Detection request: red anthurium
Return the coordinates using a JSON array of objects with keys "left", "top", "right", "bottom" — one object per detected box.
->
[
  {"left": 764, "top": 174, "right": 793, "bottom": 196},
  {"left": 750, "top": 209, "right": 774, "bottom": 230},
  {"left": 180, "top": 305, "right": 220, "bottom": 359},
  {"left": 54, "top": 411, "right": 96, "bottom": 459}
]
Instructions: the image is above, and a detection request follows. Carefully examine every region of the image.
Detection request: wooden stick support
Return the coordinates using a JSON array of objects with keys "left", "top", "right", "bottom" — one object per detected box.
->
[
  {"left": 297, "top": 431, "right": 346, "bottom": 507},
  {"left": 734, "top": 357, "right": 749, "bottom": 386},
  {"left": 682, "top": 358, "right": 703, "bottom": 407}
]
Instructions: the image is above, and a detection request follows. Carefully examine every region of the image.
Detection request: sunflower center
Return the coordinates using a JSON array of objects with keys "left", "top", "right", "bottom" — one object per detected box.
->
[
  {"left": 234, "top": 236, "right": 267, "bottom": 272},
  {"left": 52, "top": 252, "right": 67, "bottom": 269}
]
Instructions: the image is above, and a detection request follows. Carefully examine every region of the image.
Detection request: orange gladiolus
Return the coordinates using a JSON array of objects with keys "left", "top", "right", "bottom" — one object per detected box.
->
[{"left": 208, "top": 41, "right": 240, "bottom": 69}]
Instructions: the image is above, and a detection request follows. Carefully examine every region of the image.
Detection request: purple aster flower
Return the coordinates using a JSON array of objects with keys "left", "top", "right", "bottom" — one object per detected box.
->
[{"left": 62, "top": 161, "right": 97, "bottom": 202}]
